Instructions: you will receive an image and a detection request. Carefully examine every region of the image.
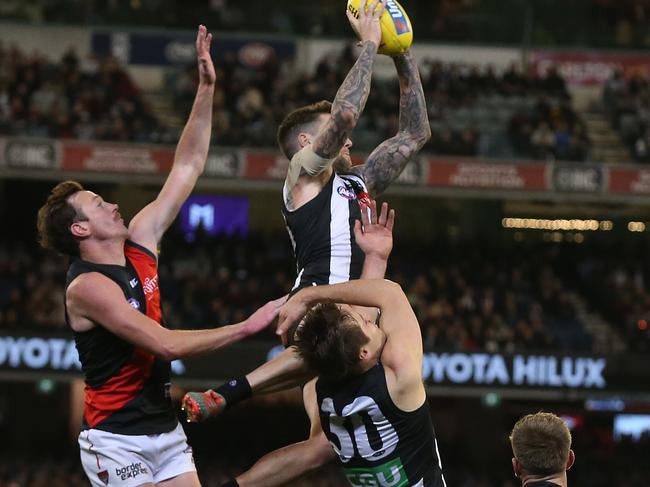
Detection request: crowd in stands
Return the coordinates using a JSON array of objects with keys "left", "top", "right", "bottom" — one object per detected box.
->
[
  {"left": 0, "top": 38, "right": 592, "bottom": 163},
  {"left": 603, "top": 69, "right": 650, "bottom": 163},
  {"left": 0, "top": 43, "right": 172, "bottom": 143},
  {"left": 573, "top": 246, "right": 650, "bottom": 353},
  {"left": 7, "top": 230, "right": 645, "bottom": 354},
  {"left": 3, "top": 0, "right": 650, "bottom": 48},
  {"left": 173, "top": 44, "right": 591, "bottom": 162}
]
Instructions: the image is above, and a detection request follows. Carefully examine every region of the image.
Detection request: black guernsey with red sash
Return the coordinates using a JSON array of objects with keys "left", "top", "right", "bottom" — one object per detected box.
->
[{"left": 65, "top": 241, "right": 177, "bottom": 435}]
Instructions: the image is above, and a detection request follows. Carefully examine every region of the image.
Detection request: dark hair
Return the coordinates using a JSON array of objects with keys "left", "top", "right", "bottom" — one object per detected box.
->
[
  {"left": 276, "top": 100, "right": 332, "bottom": 159},
  {"left": 36, "top": 180, "right": 87, "bottom": 257},
  {"left": 295, "top": 300, "right": 369, "bottom": 382},
  {"left": 509, "top": 412, "right": 572, "bottom": 476}
]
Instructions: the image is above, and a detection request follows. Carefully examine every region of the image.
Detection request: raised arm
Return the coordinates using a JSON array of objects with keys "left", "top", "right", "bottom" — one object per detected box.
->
[
  {"left": 278, "top": 279, "right": 404, "bottom": 332},
  {"left": 278, "top": 279, "right": 423, "bottom": 403},
  {"left": 235, "top": 431, "right": 335, "bottom": 487},
  {"left": 353, "top": 51, "right": 431, "bottom": 197},
  {"left": 309, "top": 1, "right": 384, "bottom": 162},
  {"left": 128, "top": 25, "right": 216, "bottom": 253},
  {"left": 67, "top": 273, "right": 283, "bottom": 361}
]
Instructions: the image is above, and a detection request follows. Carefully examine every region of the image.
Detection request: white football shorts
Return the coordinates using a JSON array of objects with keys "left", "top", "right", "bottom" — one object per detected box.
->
[{"left": 78, "top": 423, "right": 196, "bottom": 486}]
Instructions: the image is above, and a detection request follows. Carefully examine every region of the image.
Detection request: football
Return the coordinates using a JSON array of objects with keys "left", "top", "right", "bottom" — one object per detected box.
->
[{"left": 346, "top": 0, "right": 413, "bottom": 56}]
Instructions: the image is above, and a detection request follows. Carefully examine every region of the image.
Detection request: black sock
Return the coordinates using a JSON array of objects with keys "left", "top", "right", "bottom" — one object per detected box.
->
[
  {"left": 214, "top": 377, "right": 252, "bottom": 409},
  {"left": 220, "top": 479, "right": 240, "bottom": 487}
]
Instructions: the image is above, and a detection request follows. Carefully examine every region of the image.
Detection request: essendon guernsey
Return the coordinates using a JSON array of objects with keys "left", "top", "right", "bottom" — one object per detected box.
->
[{"left": 65, "top": 241, "right": 177, "bottom": 435}]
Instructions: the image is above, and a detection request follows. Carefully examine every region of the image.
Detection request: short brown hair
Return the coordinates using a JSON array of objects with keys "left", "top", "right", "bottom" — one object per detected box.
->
[
  {"left": 37, "top": 180, "right": 87, "bottom": 257},
  {"left": 510, "top": 412, "right": 572, "bottom": 476},
  {"left": 277, "top": 100, "right": 332, "bottom": 159},
  {"left": 295, "top": 300, "right": 369, "bottom": 382}
]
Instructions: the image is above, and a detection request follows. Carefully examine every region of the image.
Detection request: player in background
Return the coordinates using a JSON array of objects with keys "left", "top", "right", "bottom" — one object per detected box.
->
[{"left": 510, "top": 412, "right": 576, "bottom": 487}]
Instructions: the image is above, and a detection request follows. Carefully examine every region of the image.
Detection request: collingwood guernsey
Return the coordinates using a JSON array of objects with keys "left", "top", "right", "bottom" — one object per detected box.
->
[
  {"left": 282, "top": 172, "right": 370, "bottom": 291},
  {"left": 316, "top": 363, "right": 446, "bottom": 487}
]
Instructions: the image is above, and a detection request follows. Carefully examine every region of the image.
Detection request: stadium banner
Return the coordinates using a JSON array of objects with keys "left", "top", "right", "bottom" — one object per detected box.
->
[
  {"left": 427, "top": 159, "right": 547, "bottom": 191},
  {"left": 92, "top": 31, "right": 296, "bottom": 67},
  {"left": 1, "top": 138, "right": 61, "bottom": 171},
  {"left": 529, "top": 50, "right": 650, "bottom": 86},
  {"left": 61, "top": 140, "right": 174, "bottom": 174},
  {"left": 9, "top": 136, "right": 650, "bottom": 198},
  {"left": 1, "top": 332, "right": 646, "bottom": 394},
  {"left": 549, "top": 163, "right": 606, "bottom": 193},
  {"left": 242, "top": 151, "right": 428, "bottom": 186},
  {"left": 607, "top": 166, "right": 650, "bottom": 194}
]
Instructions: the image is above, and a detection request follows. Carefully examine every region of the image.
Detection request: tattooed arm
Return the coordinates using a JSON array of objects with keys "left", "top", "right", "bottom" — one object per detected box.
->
[
  {"left": 310, "top": 40, "right": 378, "bottom": 160},
  {"left": 352, "top": 51, "right": 431, "bottom": 197}
]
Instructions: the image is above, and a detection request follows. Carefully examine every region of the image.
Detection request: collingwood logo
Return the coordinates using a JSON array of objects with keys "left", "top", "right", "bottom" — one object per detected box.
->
[{"left": 115, "top": 462, "right": 149, "bottom": 481}]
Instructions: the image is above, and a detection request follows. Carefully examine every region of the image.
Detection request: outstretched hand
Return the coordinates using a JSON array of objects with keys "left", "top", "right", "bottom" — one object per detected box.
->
[
  {"left": 354, "top": 200, "right": 395, "bottom": 261},
  {"left": 276, "top": 291, "right": 312, "bottom": 346},
  {"left": 243, "top": 295, "right": 288, "bottom": 336},
  {"left": 346, "top": 0, "right": 386, "bottom": 47},
  {"left": 196, "top": 24, "right": 216, "bottom": 86}
]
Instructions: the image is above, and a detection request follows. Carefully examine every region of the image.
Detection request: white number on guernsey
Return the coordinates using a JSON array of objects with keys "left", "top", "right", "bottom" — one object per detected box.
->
[{"left": 321, "top": 396, "right": 398, "bottom": 463}]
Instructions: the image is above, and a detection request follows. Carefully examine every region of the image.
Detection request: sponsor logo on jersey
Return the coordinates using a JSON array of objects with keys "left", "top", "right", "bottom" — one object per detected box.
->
[
  {"left": 357, "top": 191, "right": 371, "bottom": 208},
  {"left": 337, "top": 185, "right": 356, "bottom": 200},
  {"left": 98, "top": 470, "right": 109, "bottom": 485},
  {"left": 129, "top": 278, "right": 138, "bottom": 288},
  {"left": 127, "top": 298, "right": 141, "bottom": 310},
  {"left": 143, "top": 275, "right": 159, "bottom": 299},
  {"left": 115, "top": 462, "right": 149, "bottom": 481},
  {"left": 345, "top": 457, "right": 408, "bottom": 487}
]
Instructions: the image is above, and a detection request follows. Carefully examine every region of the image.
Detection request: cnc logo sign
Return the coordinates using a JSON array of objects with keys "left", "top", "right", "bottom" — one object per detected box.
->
[
  {"left": 422, "top": 353, "right": 606, "bottom": 389},
  {"left": 4, "top": 139, "right": 59, "bottom": 170},
  {"left": 552, "top": 164, "right": 604, "bottom": 193}
]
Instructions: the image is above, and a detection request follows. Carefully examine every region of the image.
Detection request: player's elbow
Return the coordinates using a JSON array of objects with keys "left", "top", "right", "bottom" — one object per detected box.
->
[
  {"left": 381, "top": 279, "right": 407, "bottom": 305},
  {"left": 156, "top": 334, "right": 183, "bottom": 361},
  {"left": 332, "top": 106, "right": 358, "bottom": 133},
  {"left": 308, "top": 434, "right": 337, "bottom": 467},
  {"left": 410, "top": 124, "right": 432, "bottom": 148}
]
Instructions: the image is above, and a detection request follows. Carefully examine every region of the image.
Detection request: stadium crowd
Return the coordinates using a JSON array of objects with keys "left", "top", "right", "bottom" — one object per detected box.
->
[
  {"left": 7, "top": 230, "right": 648, "bottom": 354},
  {"left": 0, "top": 40, "right": 592, "bottom": 162},
  {"left": 0, "top": 43, "right": 172, "bottom": 143},
  {"left": 3, "top": 0, "right": 650, "bottom": 49},
  {"left": 603, "top": 69, "right": 650, "bottom": 163},
  {"left": 175, "top": 44, "right": 592, "bottom": 162}
]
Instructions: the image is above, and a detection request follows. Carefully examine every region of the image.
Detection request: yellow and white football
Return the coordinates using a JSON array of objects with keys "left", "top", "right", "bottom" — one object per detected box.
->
[{"left": 346, "top": 0, "right": 413, "bottom": 56}]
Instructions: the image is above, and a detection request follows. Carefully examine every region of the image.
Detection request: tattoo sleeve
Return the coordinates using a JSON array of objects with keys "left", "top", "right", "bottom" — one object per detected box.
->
[
  {"left": 311, "top": 40, "right": 378, "bottom": 159},
  {"left": 354, "top": 51, "right": 431, "bottom": 197}
]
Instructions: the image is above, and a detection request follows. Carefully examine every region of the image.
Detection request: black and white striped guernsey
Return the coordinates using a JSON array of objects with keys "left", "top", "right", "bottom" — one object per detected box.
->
[
  {"left": 282, "top": 172, "right": 370, "bottom": 292},
  {"left": 316, "top": 363, "right": 446, "bottom": 487}
]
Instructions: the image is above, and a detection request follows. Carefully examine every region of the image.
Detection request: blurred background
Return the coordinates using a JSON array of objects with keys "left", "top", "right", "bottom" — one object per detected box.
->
[{"left": 1, "top": 0, "right": 650, "bottom": 486}]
